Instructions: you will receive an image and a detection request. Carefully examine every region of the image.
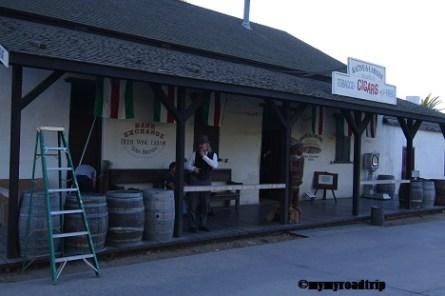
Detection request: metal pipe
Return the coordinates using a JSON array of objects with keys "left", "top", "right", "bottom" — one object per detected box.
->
[{"left": 242, "top": 0, "right": 251, "bottom": 30}]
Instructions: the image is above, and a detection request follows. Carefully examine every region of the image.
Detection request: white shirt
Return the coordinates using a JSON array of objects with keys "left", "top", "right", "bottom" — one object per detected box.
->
[{"left": 185, "top": 151, "right": 219, "bottom": 172}]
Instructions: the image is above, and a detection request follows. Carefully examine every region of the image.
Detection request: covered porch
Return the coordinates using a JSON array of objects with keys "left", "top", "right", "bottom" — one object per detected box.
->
[{"left": 2, "top": 11, "right": 445, "bottom": 262}]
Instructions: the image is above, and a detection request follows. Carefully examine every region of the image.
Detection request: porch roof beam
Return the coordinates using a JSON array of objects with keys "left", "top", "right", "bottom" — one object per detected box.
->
[
  {"left": 10, "top": 52, "right": 445, "bottom": 124},
  {"left": 290, "top": 103, "right": 307, "bottom": 125},
  {"left": 184, "top": 93, "right": 206, "bottom": 120},
  {"left": 20, "top": 71, "right": 65, "bottom": 110}
]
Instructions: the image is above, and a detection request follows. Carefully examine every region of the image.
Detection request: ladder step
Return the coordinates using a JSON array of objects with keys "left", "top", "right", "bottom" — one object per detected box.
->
[
  {"left": 45, "top": 147, "right": 67, "bottom": 152},
  {"left": 38, "top": 126, "right": 65, "bottom": 132},
  {"left": 48, "top": 188, "right": 77, "bottom": 193},
  {"left": 51, "top": 209, "right": 83, "bottom": 216},
  {"left": 55, "top": 254, "right": 94, "bottom": 263},
  {"left": 53, "top": 231, "right": 88, "bottom": 239},
  {"left": 47, "top": 167, "right": 72, "bottom": 171}
]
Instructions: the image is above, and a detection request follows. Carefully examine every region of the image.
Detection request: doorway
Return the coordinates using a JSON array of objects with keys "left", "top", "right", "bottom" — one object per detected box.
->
[
  {"left": 68, "top": 79, "right": 102, "bottom": 176},
  {"left": 259, "top": 105, "right": 285, "bottom": 201}
]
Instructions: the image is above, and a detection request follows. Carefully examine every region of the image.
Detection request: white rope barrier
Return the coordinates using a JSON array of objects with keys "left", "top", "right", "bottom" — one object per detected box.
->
[
  {"left": 360, "top": 179, "right": 411, "bottom": 185},
  {"left": 184, "top": 183, "right": 286, "bottom": 192}
]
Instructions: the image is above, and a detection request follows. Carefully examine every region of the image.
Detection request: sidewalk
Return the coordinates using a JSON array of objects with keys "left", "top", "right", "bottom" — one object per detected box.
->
[{"left": 1, "top": 215, "right": 444, "bottom": 295}]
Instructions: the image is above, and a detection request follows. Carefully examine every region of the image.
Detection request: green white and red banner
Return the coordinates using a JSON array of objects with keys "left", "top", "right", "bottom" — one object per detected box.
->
[
  {"left": 95, "top": 77, "right": 134, "bottom": 119},
  {"left": 201, "top": 92, "right": 225, "bottom": 127},
  {"left": 311, "top": 106, "right": 324, "bottom": 135},
  {"left": 153, "top": 85, "right": 177, "bottom": 124}
]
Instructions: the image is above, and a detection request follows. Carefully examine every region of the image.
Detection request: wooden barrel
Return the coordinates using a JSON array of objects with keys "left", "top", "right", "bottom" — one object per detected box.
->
[
  {"left": 376, "top": 175, "right": 395, "bottom": 198},
  {"left": 64, "top": 194, "right": 108, "bottom": 252},
  {"left": 106, "top": 190, "right": 144, "bottom": 246},
  {"left": 19, "top": 192, "right": 61, "bottom": 257},
  {"left": 422, "top": 180, "right": 436, "bottom": 208},
  {"left": 434, "top": 180, "right": 445, "bottom": 205},
  {"left": 143, "top": 189, "right": 175, "bottom": 241},
  {"left": 409, "top": 181, "right": 423, "bottom": 209}
]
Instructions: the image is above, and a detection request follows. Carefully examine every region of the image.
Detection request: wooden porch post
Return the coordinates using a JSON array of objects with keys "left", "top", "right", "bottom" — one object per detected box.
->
[
  {"left": 268, "top": 100, "right": 291, "bottom": 224},
  {"left": 342, "top": 110, "right": 372, "bottom": 216},
  {"left": 174, "top": 88, "right": 186, "bottom": 237},
  {"left": 150, "top": 84, "right": 205, "bottom": 236},
  {"left": 398, "top": 118, "right": 422, "bottom": 179},
  {"left": 7, "top": 65, "right": 23, "bottom": 258},
  {"left": 282, "top": 102, "right": 291, "bottom": 224}
]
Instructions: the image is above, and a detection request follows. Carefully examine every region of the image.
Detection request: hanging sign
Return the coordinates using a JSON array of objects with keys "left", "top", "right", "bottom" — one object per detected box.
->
[
  {"left": 332, "top": 57, "right": 396, "bottom": 105},
  {"left": 0, "top": 44, "right": 9, "bottom": 68}
]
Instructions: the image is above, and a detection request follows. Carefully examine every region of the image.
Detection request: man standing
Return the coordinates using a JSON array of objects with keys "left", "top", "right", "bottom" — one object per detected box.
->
[{"left": 185, "top": 135, "right": 218, "bottom": 232}]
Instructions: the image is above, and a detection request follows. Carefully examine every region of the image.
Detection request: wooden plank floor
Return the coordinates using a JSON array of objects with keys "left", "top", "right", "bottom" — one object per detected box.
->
[{"left": 0, "top": 197, "right": 443, "bottom": 265}]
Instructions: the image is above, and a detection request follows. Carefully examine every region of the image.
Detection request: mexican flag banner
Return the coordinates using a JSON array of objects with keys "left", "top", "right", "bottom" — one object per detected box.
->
[
  {"left": 95, "top": 77, "right": 134, "bottom": 119},
  {"left": 153, "top": 85, "right": 177, "bottom": 124},
  {"left": 365, "top": 114, "right": 378, "bottom": 138},
  {"left": 311, "top": 105, "right": 324, "bottom": 135},
  {"left": 201, "top": 92, "right": 225, "bottom": 127}
]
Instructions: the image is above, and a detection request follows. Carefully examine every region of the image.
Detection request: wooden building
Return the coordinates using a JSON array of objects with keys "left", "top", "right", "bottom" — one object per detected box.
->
[{"left": 1, "top": 0, "right": 445, "bottom": 259}]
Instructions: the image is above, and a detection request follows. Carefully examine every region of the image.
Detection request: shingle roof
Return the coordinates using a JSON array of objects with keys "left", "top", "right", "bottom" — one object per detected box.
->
[
  {"left": 1, "top": 16, "right": 444, "bottom": 123},
  {"left": 0, "top": 0, "right": 345, "bottom": 76},
  {"left": 383, "top": 116, "right": 443, "bottom": 133}
]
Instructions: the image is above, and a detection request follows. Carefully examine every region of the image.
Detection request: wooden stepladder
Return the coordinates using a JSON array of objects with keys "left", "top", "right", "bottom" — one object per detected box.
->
[{"left": 22, "top": 127, "right": 100, "bottom": 283}]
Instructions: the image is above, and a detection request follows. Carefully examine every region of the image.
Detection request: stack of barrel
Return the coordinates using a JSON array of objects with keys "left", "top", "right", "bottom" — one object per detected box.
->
[
  {"left": 105, "top": 189, "right": 175, "bottom": 246},
  {"left": 398, "top": 179, "right": 436, "bottom": 209},
  {"left": 18, "top": 188, "right": 176, "bottom": 257}
]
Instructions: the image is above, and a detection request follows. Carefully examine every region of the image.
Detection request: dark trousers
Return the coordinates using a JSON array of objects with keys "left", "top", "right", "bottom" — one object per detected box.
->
[{"left": 188, "top": 176, "right": 210, "bottom": 229}]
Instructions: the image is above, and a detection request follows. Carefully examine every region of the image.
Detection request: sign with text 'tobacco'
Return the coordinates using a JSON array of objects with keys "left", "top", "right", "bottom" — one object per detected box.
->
[{"left": 332, "top": 58, "right": 396, "bottom": 105}]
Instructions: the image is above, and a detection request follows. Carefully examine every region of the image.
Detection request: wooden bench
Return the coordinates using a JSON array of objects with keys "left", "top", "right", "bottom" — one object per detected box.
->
[{"left": 102, "top": 168, "right": 242, "bottom": 211}]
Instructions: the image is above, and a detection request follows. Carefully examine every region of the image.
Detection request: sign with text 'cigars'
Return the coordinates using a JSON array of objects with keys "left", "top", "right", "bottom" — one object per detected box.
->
[
  {"left": 120, "top": 121, "right": 167, "bottom": 158},
  {"left": 332, "top": 58, "right": 396, "bottom": 105}
]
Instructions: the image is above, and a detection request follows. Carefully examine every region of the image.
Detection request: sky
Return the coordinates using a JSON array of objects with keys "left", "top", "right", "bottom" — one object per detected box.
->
[{"left": 187, "top": 0, "right": 445, "bottom": 102}]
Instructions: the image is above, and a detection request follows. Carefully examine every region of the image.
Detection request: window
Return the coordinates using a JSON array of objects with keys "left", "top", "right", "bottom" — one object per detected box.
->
[{"left": 335, "top": 116, "right": 351, "bottom": 162}]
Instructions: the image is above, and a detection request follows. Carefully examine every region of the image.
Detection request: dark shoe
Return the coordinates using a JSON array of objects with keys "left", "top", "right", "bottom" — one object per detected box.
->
[
  {"left": 189, "top": 227, "right": 198, "bottom": 233},
  {"left": 199, "top": 226, "right": 210, "bottom": 232}
]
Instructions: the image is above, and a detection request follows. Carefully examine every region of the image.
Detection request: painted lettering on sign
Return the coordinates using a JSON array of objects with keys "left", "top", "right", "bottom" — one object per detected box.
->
[
  {"left": 120, "top": 121, "right": 167, "bottom": 158},
  {"left": 332, "top": 58, "right": 396, "bottom": 105},
  {"left": 348, "top": 58, "right": 386, "bottom": 83}
]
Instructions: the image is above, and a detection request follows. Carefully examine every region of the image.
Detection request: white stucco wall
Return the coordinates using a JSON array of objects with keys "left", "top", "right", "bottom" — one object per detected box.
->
[
  {"left": 293, "top": 110, "right": 445, "bottom": 199},
  {"left": 1, "top": 67, "right": 444, "bottom": 203},
  {"left": 0, "top": 67, "right": 71, "bottom": 180},
  {"left": 101, "top": 87, "right": 262, "bottom": 204}
]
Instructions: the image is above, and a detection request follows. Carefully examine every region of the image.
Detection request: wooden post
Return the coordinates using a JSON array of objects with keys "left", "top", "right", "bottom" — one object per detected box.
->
[
  {"left": 151, "top": 84, "right": 205, "bottom": 237},
  {"left": 352, "top": 129, "right": 362, "bottom": 216},
  {"left": 174, "top": 88, "right": 186, "bottom": 237},
  {"left": 268, "top": 100, "right": 290, "bottom": 224},
  {"left": 342, "top": 110, "right": 372, "bottom": 216},
  {"left": 281, "top": 101, "right": 291, "bottom": 224},
  {"left": 7, "top": 65, "right": 23, "bottom": 258},
  {"left": 398, "top": 118, "right": 422, "bottom": 179}
]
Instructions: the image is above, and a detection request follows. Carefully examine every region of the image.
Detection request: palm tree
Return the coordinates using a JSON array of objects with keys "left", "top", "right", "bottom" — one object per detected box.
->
[{"left": 421, "top": 94, "right": 443, "bottom": 111}]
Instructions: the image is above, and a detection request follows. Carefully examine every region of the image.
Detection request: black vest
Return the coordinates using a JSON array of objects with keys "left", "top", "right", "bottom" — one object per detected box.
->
[{"left": 194, "top": 151, "right": 214, "bottom": 180}]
